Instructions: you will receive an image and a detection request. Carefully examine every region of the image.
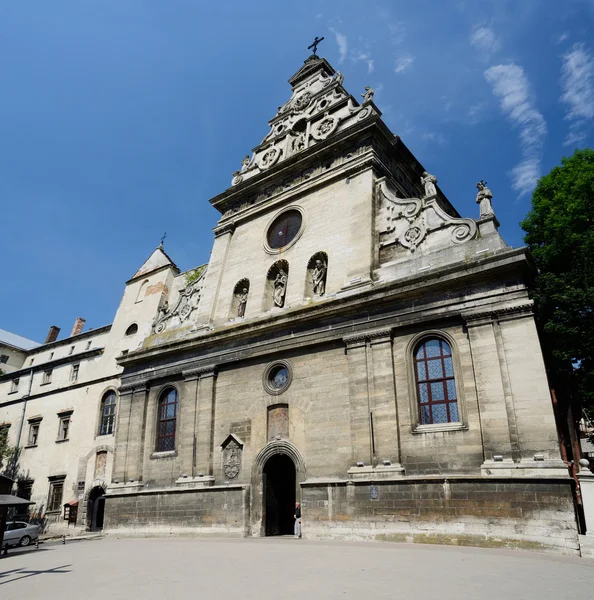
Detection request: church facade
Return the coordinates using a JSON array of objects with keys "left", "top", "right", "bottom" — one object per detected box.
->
[{"left": 102, "top": 54, "right": 579, "bottom": 554}]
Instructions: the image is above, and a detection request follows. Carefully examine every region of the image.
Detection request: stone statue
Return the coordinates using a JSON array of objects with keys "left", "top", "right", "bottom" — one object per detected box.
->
[
  {"left": 273, "top": 269, "right": 288, "bottom": 308},
  {"left": 237, "top": 288, "right": 248, "bottom": 318},
  {"left": 361, "top": 85, "right": 374, "bottom": 105},
  {"left": 157, "top": 300, "right": 168, "bottom": 322},
  {"left": 476, "top": 180, "right": 495, "bottom": 217},
  {"left": 421, "top": 171, "right": 437, "bottom": 197},
  {"left": 241, "top": 155, "right": 251, "bottom": 172},
  {"left": 335, "top": 71, "right": 344, "bottom": 85},
  {"left": 311, "top": 259, "right": 327, "bottom": 296}
]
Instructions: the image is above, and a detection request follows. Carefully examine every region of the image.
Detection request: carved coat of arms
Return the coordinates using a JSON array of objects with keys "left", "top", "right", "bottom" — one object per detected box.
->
[{"left": 223, "top": 439, "right": 242, "bottom": 479}]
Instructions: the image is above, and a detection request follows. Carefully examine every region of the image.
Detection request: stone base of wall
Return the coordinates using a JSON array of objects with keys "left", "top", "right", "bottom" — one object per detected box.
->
[
  {"left": 101, "top": 477, "right": 579, "bottom": 555},
  {"left": 103, "top": 484, "right": 249, "bottom": 537},
  {"left": 302, "top": 477, "right": 579, "bottom": 555}
]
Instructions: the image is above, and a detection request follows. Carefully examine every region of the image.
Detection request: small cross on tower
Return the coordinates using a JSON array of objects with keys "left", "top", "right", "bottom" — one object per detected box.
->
[
  {"left": 160, "top": 232, "right": 167, "bottom": 247},
  {"left": 308, "top": 36, "right": 324, "bottom": 55}
]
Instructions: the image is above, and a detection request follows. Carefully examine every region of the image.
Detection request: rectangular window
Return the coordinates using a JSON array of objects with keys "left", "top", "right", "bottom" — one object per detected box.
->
[
  {"left": 29, "top": 358, "right": 34, "bottom": 365},
  {"left": 47, "top": 478, "right": 65, "bottom": 512},
  {"left": 69, "top": 346, "right": 75, "bottom": 355},
  {"left": 49, "top": 352, "right": 54, "bottom": 360},
  {"left": 11, "top": 378, "right": 19, "bottom": 393},
  {"left": 42, "top": 369, "right": 52, "bottom": 384},
  {"left": 57, "top": 415, "right": 71, "bottom": 441},
  {"left": 71, "top": 364, "right": 80, "bottom": 382},
  {"left": 28, "top": 422, "right": 40, "bottom": 446},
  {"left": 86, "top": 341, "right": 92, "bottom": 350},
  {"left": 0, "top": 354, "right": 8, "bottom": 364}
]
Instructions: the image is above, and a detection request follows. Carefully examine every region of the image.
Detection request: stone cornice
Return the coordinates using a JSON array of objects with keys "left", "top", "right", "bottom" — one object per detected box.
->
[
  {"left": 462, "top": 302, "right": 534, "bottom": 326},
  {"left": 182, "top": 364, "right": 218, "bottom": 380}
]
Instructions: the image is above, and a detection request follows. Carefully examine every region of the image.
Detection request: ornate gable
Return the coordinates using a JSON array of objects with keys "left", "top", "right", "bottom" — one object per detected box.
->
[{"left": 229, "top": 54, "right": 381, "bottom": 187}]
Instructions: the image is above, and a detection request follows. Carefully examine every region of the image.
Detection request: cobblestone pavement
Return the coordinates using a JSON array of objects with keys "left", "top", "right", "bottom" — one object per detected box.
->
[{"left": 1, "top": 537, "right": 593, "bottom": 600}]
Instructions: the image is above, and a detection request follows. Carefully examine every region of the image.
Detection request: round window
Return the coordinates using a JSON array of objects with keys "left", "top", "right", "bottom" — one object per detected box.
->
[
  {"left": 263, "top": 361, "right": 292, "bottom": 395},
  {"left": 266, "top": 210, "right": 302, "bottom": 250}
]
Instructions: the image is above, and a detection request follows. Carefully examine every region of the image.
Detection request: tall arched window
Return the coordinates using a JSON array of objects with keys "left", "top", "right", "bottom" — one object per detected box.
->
[
  {"left": 99, "top": 391, "right": 117, "bottom": 436},
  {"left": 156, "top": 387, "right": 178, "bottom": 452},
  {"left": 414, "top": 338, "right": 459, "bottom": 425}
]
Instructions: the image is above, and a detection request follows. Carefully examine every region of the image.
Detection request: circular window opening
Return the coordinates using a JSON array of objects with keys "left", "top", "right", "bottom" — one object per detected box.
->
[
  {"left": 263, "top": 361, "right": 292, "bottom": 395},
  {"left": 267, "top": 210, "right": 303, "bottom": 250},
  {"left": 125, "top": 323, "right": 138, "bottom": 336}
]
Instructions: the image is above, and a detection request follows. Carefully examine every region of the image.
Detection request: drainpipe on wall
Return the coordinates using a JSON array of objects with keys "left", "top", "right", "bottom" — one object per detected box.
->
[{"left": 14, "top": 368, "right": 34, "bottom": 450}]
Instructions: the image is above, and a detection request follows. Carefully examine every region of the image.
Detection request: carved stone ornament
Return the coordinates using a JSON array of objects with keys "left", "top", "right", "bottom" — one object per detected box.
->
[
  {"left": 291, "top": 133, "right": 306, "bottom": 153},
  {"left": 476, "top": 180, "right": 495, "bottom": 218},
  {"left": 232, "top": 173, "right": 243, "bottom": 186},
  {"left": 258, "top": 146, "right": 281, "bottom": 170},
  {"left": 152, "top": 268, "right": 207, "bottom": 334},
  {"left": 312, "top": 116, "right": 339, "bottom": 140},
  {"left": 221, "top": 435, "right": 243, "bottom": 479},
  {"left": 377, "top": 179, "right": 477, "bottom": 252},
  {"left": 292, "top": 91, "right": 312, "bottom": 112}
]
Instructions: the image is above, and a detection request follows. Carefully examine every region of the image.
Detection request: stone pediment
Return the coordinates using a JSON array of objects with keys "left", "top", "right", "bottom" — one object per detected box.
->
[
  {"left": 377, "top": 178, "right": 477, "bottom": 255},
  {"left": 229, "top": 56, "right": 380, "bottom": 187}
]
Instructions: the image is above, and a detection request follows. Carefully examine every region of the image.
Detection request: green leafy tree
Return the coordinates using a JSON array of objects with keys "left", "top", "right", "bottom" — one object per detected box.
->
[
  {"left": 0, "top": 426, "right": 13, "bottom": 470},
  {"left": 521, "top": 148, "right": 594, "bottom": 424}
]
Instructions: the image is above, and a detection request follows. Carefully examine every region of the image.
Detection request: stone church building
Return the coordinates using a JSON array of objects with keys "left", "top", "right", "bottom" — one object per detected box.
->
[{"left": 100, "top": 53, "right": 578, "bottom": 553}]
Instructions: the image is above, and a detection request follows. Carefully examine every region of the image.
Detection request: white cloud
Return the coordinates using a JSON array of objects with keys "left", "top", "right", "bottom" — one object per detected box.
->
[
  {"left": 329, "top": 27, "right": 348, "bottom": 63},
  {"left": 394, "top": 55, "right": 414, "bottom": 73},
  {"left": 470, "top": 26, "right": 501, "bottom": 60},
  {"left": 485, "top": 63, "right": 547, "bottom": 196},
  {"left": 421, "top": 132, "right": 447, "bottom": 145},
  {"left": 388, "top": 21, "right": 406, "bottom": 45},
  {"left": 556, "top": 32, "right": 570, "bottom": 44},
  {"left": 468, "top": 101, "right": 487, "bottom": 124},
  {"left": 560, "top": 42, "right": 594, "bottom": 147},
  {"left": 354, "top": 51, "right": 374, "bottom": 73}
]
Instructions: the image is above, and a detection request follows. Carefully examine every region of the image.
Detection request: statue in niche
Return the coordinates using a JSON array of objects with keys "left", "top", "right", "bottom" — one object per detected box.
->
[
  {"left": 361, "top": 85, "right": 374, "bottom": 104},
  {"left": 310, "top": 259, "right": 327, "bottom": 296},
  {"left": 421, "top": 171, "right": 437, "bottom": 197},
  {"left": 236, "top": 287, "right": 248, "bottom": 318},
  {"left": 476, "top": 180, "right": 495, "bottom": 217},
  {"left": 273, "top": 269, "right": 288, "bottom": 307},
  {"left": 241, "top": 155, "right": 251, "bottom": 172}
]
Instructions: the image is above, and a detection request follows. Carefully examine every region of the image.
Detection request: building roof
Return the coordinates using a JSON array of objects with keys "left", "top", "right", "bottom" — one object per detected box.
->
[
  {"left": 0, "top": 328, "right": 40, "bottom": 351},
  {"left": 130, "top": 245, "right": 179, "bottom": 281}
]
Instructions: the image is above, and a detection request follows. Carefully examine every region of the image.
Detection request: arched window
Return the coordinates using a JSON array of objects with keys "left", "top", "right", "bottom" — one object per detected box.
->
[
  {"left": 136, "top": 280, "right": 149, "bottom": 303},
  {"left": 125, "top": 323, "right": 138, "bottom": 336},
  {"left": 156, "top": 387, "right": 178, "bottom": 452},
  {"left": 414, "top": 338, "right": 459, "bottom": 425},
  {"left": 99, "top": 391, "right": 117, "bottom": 436}
]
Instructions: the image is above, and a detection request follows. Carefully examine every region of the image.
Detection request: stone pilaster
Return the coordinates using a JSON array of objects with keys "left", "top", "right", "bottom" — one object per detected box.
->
[
  {"left": 125, "top": 386, "right": 149, "bottom": 482},
  {"left": 180, "top": 368, "right": 201, "bottom": 477},
  {"left": 463, "top": 313, "right": 514, "bottom": 464},
  {"left": 343, "top": 334, "right": 372, "bottom": 466},
  {"left": 194, "top": 365, "right": 218, "bottom": 480},
  {"left": 368, "top": 329, "right": 403, "bottom": 471},
  {"left": 112, "top": 385, "right": 134, "bottom": 483}
]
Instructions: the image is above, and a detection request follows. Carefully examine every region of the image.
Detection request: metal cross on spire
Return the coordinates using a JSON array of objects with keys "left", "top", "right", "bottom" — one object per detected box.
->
[
  {"left": 160, "top": 232, "right": 167, "bottom": 247},
  {"left": 308, "top": 36, "right": 324, "bottom": 55}
]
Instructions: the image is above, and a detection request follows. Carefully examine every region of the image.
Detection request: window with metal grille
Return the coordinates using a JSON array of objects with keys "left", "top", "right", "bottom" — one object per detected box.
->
[
  {"left": 0, "top": 354, "right": 8, "bottom": 364},
  {"left": 47, "top": 479, "right": 64, "bottom": 512},
  {"left": 71, "top": 364, "right": 80, "bottom": 382},
  {"left": 42, "top": 369, "right": 52, "bottom": 384},
  {"left": 99, "top": 391, "right": 117, "bottom": 436},
  {"left": 57, "top": 415, "right": 70, "bottom": 441},
  {"left": 28, "top": 422, "right": 40, "bottom": 446},
  {"left": 156, "top": 387, "right": 178, "bottom": 452},
  {"left": 414, "top": 338, "right": 459, "bottom": 425}
]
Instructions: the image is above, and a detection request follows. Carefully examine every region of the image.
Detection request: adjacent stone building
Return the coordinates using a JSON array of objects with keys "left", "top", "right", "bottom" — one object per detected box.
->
[{"left": 99, "top": 54, "right": 578, "bottom": 553}]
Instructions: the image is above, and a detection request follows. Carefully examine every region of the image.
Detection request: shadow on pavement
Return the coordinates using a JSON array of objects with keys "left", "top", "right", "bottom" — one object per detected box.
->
[{"left": 0, "top": 564, "right": 71, "bottom": 585}]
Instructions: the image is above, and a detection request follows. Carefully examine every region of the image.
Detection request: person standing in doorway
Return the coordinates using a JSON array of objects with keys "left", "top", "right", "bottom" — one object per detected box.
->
[{"left": 294, "top": 501, "right": 302, "bottom": 538}]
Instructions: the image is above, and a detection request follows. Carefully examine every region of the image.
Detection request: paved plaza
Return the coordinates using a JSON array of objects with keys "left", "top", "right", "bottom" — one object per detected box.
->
[{"left": 1, "top": 537, "right": 594, "bottom": 600}]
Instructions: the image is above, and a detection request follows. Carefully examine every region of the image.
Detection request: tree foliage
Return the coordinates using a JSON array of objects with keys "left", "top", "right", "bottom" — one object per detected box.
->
[
  {"left": 0, "top": 426, "right": 13, "bottom": 470},
  {"left": 521, "top": 148, "right": 594, "bottom": 418}
]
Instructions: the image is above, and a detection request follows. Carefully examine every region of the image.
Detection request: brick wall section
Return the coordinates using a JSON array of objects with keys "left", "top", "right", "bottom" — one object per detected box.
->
[
  {"left": 301, "top": 478, "right": 579, "bottom": 555},
  {"left": 104, "top": 486, "right": 248, "bottom": 536},
  {"left": 146, "top": 282, "right": 169, "bottom": 296}
]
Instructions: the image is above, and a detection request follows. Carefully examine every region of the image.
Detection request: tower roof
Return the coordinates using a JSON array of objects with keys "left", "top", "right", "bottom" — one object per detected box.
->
[{"left": 130, "top": 245, "right": 179, "bottom": 282}]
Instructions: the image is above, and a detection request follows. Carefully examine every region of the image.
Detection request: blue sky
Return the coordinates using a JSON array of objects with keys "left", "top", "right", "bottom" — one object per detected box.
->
[{"left": 2, "top": 0, "right": 594, "bottom": 342}]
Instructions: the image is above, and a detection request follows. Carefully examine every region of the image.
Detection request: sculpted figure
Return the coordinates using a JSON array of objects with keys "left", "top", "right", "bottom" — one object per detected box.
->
[
  {"left": 421, "top": 171, "right": 437, "bottom": 197},
  {"left": 476, "top": 180, "right": 494, "bottom": 217},
  {"left": 311, "top": 259, "right": 327, "bottom": 296},
  {"left": 335, "top": 71, "right": 344, "bottom": 85},
  {"left": 241, "top": 155, "right": 251, "bottom": 172},
  {"left": 273, "top": 269, "right": 288, "bottom": 308},
  {"left": 237, "top": 288, "right": 248, "bottom": 318},
  {"left": 361, "top": 85, "right": 374, "bottom": 104}
]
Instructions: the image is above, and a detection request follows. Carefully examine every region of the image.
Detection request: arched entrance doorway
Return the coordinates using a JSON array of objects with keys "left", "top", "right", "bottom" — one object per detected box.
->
[
  {"left": 87, "top": 486, "right": 105, "bottom": 531},
  {"left": 263, "top": 454, "right": 296, "bottom": 536}
]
